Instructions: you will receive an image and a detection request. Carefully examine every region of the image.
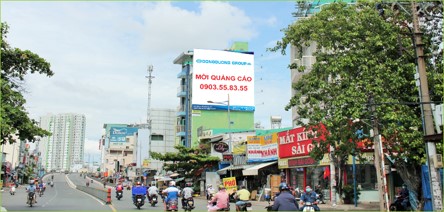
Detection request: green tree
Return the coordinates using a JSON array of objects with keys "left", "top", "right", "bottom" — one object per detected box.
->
[
  {"left": 269, "top": 1, "right": 442, "bottom": 208},
  {"left": 150, "top": 144, "right": 220, "bottom": 182},
  {"left": 1, "top": 22, "right": 53, "bottom": 144}
]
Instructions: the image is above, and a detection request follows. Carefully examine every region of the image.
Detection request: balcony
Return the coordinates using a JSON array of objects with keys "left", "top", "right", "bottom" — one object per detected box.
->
[
  {"left": 176, "top": 125, "right": 185, "bottom": 136},
  {"left": 176, "top": 105, "right": 186, "bottom": 117},
  {"left": 177, "top": 85, "right": 186, "bottom": 97},
  {"left": 177, "top": 68, "right": 187, "bottom": 78}
]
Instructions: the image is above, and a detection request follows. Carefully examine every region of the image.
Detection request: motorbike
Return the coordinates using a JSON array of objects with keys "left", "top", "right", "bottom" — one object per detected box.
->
[
  {"left": 183, "top": 197, "right": 195, "bottom": 212},
  {"left": 389, "top": 195, "right": 411, "bottom": 211},
  {"left": 210, "top": 202, "right": 230, "bottom": 211},
  {"left": 50, "top": 182, "right": 54, "bottom": 188},
  {"left": 302, "top": 202, "right": 318, "bottom": 212},
  {"left": 38, "top": 188, "right": 44, "bottom": 197},
  {"left": 315, "top": 192, "right": 325, "bottom": 204},
  {"left": 238, "top": 201, "right": 253, "bottom": 211},
  {"left": 10, "top": 187, "right": 16, "bottom": 195},
  {"left": 166, "top": 198, "right": 179, "bottom": 211},
  {"left": 134, "top": 194, "right": 145, "bottom": 209},
  {"left": 116, "top": 190, "right": 123, "bottom": 200},
  {"left": 149, "top": 194, "right": 158, "bottom": 207},
  {"left": 27, "top": 192, "right": 36, "bottom": 207},
  {"left": 86, "top": 182, "right": 90, "bottom": 187}
]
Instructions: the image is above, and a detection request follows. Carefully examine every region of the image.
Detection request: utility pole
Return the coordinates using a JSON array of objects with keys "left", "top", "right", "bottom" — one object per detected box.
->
[
  {"left": 146, "top": 65, "right": 154, "bottom": 161},
  {"left": 370, "top": 96, "right": 389, "bottom": 211},
  {"left": 411, "top": 2, "right": 443, "bottom": 211}
]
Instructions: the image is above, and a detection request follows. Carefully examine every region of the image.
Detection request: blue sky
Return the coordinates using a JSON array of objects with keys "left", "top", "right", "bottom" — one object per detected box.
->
[{"left": 1, "top": 1, "right": 296, "bottom": 160}]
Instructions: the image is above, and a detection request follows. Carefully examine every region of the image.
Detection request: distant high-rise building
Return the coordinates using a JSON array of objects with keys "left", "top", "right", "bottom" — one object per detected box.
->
[{"left": 39, "top": 113, "right": 86, "bottom": 172}]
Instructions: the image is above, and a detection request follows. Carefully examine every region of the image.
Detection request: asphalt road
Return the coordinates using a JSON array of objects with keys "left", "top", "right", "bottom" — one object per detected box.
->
[{"left": 1, "top": 173, "right": 111, "bottom": 211}]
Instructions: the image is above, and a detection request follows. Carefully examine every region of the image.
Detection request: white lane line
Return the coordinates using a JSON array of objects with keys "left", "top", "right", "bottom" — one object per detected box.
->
[
  {"left": 65, "top": 174, "right": 105, "bottom": 206},
  {"left": 42, "top": 184, "right": 58, "bottom": 207}
]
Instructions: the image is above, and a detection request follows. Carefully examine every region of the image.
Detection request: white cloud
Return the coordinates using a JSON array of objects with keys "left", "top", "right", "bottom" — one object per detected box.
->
[{"left": 2, "top": 1, "right": 293, "bottom": 145}]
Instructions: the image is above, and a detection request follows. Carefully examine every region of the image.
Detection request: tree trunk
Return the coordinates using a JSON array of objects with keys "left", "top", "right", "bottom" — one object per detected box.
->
[{"left": 395, "top": 160, "right": 421, "bottom": 210}]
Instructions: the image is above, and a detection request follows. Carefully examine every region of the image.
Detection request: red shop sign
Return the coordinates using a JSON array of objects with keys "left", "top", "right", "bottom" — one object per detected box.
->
[
  {"left": 277, "top": 125, "right": 327, "bottom": 159},
  {"left": 288, "top": 157, "right": 317, "bottom": 167}
]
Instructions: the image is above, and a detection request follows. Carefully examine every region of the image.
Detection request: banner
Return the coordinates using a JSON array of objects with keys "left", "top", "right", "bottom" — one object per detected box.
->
[
  {"left": 232, "top": 140, "right": 247, "bottom": 155},
  {"left": 247, "top": 134, "right": 278, "bottom": 162},
  {"left": 222, "top": 177, "right": 237, "bottom": 190}
]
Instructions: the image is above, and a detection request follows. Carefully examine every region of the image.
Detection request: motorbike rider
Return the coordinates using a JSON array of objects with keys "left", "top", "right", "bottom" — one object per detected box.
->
[
  {"left": 162, "top": 181, "right": 180, "bottom": 208},
  {"left": 148, "top": 183, "right": 159, "bottom": 202},
  {"left": 10, "top": 183, "right": 16, "bottom": 194},
  {"left": 132, "top": 181, "right": 147, "bottom": 204},
  {"left": 26, "top": 180, "right": 37, "bottom": 203},
  {"left": 115, "top": 181, "right": 124, "bottom": 197},
  {"left": 299, "top": 186, "right": 320, "bottom": 211},
  {"left": 271, "top": 183, "right": 299, "bottom": 211},
  {"left": 399, "top": 184, "right": 410, "bottom": 209},
  {"left": 206, "top": 184, "right": 215, "bottom": 200},
  {"left": 38, "top": 181, "right": 45, "bottom": 194},
  {"left": 207, "top": 185, "right": 229, "bottom": 212},
  {"left": 315, "top": 185, "right": 324, "bottom": 203},
  {"left": 181, "top": 182, "right": 194, "bottom": 209},
  {"left": 235, "top": 185, "right": 250, "bottom": 211}
]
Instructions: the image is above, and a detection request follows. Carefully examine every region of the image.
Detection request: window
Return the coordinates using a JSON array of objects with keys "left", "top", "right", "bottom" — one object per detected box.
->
[
  {"left": 346, "top": 164, "right": 377, "bottom": 190},
  {"left": 151, "top": 134, "right": 164, "bottom": 141}
]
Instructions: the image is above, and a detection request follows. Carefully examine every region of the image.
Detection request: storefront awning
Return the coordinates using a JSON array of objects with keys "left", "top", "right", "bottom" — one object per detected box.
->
[
  {"left": 217, "top": 164, "right": 253, "bottom": 175},
  {"left": 242, "top": 161, "right": 278, "bottom": 176}
]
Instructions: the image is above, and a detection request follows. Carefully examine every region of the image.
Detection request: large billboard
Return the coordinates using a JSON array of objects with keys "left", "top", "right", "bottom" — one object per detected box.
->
[
  {"left": 109, "top": 127, "right": 138, "bottom": 142},
  {"left": 192, "top": 49, "right": 255, "bottom": 111}
]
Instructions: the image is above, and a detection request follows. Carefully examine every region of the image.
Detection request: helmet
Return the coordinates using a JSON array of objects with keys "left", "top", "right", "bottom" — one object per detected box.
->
[
  {"left": 169, "top": 181, "right": 176, "bottom": 187},
  {"left": 306, "top": 186, "right": 312, "bottom": 192},
  {"left": 29, "top": 180, "right": 35, "bottom": 185},
  {"left": 219, "top": 185, "right": 226, "bottom": 190},
  {"left": 186, "top": 182, "right": 193, "bottom": 187},
  {"left": 279, "top": 183, "right": 289, "bottom": 191},
  {"left": 136, "top": 181, "right": 142, "bottom": 186}
]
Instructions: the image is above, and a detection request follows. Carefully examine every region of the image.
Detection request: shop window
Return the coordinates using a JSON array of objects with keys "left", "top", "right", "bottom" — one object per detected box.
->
[{"left": 346, "top": 164, "right": 376, "bottom": 190}]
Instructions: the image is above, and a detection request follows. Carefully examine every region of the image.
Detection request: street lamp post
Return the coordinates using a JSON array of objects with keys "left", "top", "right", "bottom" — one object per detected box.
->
[{"left": 208, "top": 94, "right": 232, "bottom": 153}]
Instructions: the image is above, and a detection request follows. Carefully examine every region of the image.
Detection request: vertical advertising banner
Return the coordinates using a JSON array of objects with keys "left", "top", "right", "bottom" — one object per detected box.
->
[
  {"left": 246, "top": 136, "right": 263, "bottom": 162},
  {"left": 192, "top": 49, "right": 255, "bottom": 111},
  {"left": 261, "top": 133, "right": 278, "bottom": 161}
]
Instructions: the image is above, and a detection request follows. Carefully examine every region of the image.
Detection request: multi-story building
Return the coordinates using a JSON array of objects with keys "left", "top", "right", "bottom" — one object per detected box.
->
[
  {"left": 173, "top": 42, "right": 255, "bottom": 148},
  {"left": 100, "top": 124, "right": 137, "bottom": 178},
  {"left": 38, "top": 113, "right": 86, "bottom": 172},
  {"left": 148, "top": 108, "right": 177, "bottom": 171}
]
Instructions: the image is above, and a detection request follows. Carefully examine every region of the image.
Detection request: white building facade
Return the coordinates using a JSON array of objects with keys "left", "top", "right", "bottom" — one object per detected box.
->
[
  {"left": 147, "top": 108, "right": 177, "bottom": 171},
  {"left": 39, "top": 113, "right": 86, "bottom": 172}
]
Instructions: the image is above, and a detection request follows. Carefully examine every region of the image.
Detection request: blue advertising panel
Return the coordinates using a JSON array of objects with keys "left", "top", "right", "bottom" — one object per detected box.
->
[{"left": 110, "top": 127, "right": 138, "bottom": 142}]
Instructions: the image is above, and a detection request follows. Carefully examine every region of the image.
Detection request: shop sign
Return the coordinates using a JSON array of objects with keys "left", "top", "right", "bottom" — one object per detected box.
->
[
  {"left": 232, "top": 155, "right": 247, "bottom": 165},
  {"left": 277, "top": 125, "right": 327, "bottom": 159},
  {"left": 214, "top": 142, "right": 229, "bottom": 153},
  {"left": 222, "top": 177, "right": 237, "bottom": 190},
  {"left": 319, "top": 152, "right": 375, "bottom": 166},
  {"left": 222, "top": 154, "right": 233, "bottom": 162},
  {"left": 247, "top": 133, "right": 278, "bottom": 162},
  {"left": 287, "top": 157, "right": 317, "bottom": 167},
  {"left": 278, "top": 159, "right": 288, "bottom": 169}
]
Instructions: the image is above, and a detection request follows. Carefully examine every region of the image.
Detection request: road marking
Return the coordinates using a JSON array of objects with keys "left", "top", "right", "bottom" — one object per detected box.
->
[
  {"left": 108, "top": 204, "right": 117, "bottom": 212},
  {"left": 65, "top": 174, "right": 105, "bottom": 206},
  {"left": 42, "top": 183, "right": 58, "bottom": 207}
]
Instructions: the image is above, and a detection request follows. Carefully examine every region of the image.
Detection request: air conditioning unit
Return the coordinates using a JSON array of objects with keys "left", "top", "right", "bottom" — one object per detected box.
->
[{"left": 433, "top": 154, "right": 443, "bottom": 168}]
